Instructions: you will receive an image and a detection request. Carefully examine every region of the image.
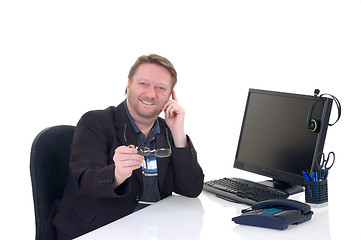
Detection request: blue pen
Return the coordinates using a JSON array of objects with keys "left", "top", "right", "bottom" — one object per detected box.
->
[
  {"left": 311, "top": 171, "right": 318, "bottom": 182},
  {"left": 302, "top": 171, "right": 311, "bottom": 181},
  {"left": 324, "top": 171, "right": 328, "bottom": 180}
]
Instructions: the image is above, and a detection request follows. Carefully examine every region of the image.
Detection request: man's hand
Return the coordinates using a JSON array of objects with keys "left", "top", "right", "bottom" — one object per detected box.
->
[
  {"left": 162, "top": 90, "right": 188, "bottom": 148},
  {"left": 113, "top": 145, "right": 143, "bottom": 187}
]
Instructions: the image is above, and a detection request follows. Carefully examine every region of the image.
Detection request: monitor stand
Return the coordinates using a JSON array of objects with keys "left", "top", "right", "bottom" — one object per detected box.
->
[{"left": 258, "top": 179, "right": 304, "bottom": 195}]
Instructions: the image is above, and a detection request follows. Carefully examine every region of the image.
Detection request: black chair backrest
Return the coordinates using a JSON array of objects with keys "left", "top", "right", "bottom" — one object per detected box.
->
[{"left": 30, "top": 125, "right": 75, "bottom": 240}]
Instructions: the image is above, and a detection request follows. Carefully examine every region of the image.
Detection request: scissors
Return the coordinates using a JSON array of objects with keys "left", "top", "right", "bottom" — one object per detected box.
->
[{"left": 315, "top": 151, "right": 335, "bottom": 180}]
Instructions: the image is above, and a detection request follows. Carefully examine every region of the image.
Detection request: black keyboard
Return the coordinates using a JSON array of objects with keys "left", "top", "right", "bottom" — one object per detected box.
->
[{"left": 203, "top": 177, "right": 289, "bottom": 205}]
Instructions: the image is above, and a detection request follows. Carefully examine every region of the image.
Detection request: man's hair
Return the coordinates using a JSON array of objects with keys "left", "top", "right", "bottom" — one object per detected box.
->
[{"left": 127, "top": 54, "right": 177, "bottom": 90}]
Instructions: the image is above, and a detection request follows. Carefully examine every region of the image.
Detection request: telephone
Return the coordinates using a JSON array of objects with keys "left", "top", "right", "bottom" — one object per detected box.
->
[{"left": 232, "top": 199, "right": 313, "bottom": 230}]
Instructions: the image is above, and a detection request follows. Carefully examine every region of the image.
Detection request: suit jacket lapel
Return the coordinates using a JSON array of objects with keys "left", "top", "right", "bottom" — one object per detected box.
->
[{"left": 113, "top": 102, "right": 143, "bottom": 184}]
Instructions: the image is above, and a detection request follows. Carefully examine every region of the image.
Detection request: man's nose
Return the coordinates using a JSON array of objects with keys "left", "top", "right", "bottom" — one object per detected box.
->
[{"left": 145, "top": 86, "right": 156, "bottom": 99}]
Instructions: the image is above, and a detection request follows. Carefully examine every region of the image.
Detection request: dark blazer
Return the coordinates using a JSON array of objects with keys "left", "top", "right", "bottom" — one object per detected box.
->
[{"left": 43, "top": 102, "right": 204, "bottom": 239}]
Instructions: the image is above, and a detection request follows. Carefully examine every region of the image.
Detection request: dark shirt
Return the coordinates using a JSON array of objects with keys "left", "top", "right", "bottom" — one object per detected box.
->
[{"left": 124, "top": 101, "right": 161, "bottom": 209}]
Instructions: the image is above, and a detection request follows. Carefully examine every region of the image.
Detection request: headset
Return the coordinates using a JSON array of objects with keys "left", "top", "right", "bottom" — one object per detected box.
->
[{"left": 307, "top": 89, "right": 341, "bottom": 133}]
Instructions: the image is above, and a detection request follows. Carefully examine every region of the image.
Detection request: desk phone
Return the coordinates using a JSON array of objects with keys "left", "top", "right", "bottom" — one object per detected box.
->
[{"left": 232, "top": 199, "right": 313, "bottom": 230}]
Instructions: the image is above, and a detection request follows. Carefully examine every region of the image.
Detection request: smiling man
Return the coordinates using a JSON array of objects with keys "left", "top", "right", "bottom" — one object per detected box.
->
[{"left": 42, "top": 54, "right": 204, "bottom": 240}]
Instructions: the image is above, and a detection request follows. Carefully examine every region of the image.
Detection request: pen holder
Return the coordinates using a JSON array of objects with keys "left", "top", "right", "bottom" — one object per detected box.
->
[{"left": 304, "top": 179, "right": 328, "bottom": 204}]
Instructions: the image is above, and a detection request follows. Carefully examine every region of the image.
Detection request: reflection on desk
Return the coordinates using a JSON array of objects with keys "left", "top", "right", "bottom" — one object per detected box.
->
[
  {"left": 76, "top": 195, "right": 204, "bottom": 240},
  {"left": 77, "top": 191, "right": 332, "bottom": 240}
]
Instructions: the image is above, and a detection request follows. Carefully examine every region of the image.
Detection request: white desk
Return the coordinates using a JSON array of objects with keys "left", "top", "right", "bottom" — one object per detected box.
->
[{"left": 76, "top": 190, "right": 356, "bottom": 240}]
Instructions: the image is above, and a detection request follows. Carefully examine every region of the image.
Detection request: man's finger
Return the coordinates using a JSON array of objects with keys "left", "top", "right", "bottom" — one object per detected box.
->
[{"left": 171, "top": 90, "right": 178, "bottom": 102}]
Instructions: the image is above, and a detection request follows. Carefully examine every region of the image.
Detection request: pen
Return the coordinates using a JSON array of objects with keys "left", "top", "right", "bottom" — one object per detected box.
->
[
  {"left": 311, "top": 171, "right": 318, "bottom": 182},
  {"left": 302, "top": 171, "right": 311, "bottom": 181},
  {"left": 322, "top": 170, "right": 328, "bottom": 180}
]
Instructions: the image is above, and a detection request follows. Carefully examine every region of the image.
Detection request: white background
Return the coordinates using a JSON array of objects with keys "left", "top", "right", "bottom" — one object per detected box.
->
[{"left": 1, "top": 0, "right": 360, "bottom": 239}]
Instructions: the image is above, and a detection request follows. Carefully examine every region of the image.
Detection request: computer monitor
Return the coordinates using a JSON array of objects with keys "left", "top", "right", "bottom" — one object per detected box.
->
[{"left": 233, "top": 89, "right": 333, "bottom": 195}]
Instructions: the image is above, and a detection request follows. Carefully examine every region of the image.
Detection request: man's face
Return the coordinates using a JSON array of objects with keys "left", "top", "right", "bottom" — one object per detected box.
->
[{"left": 126, "top": 63, "right": 172, "bottom": 121}]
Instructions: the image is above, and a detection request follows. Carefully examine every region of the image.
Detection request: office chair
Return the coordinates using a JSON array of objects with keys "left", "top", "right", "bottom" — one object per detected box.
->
[{"left": 30, "top": 125, "right": 75, "bottom": 240}]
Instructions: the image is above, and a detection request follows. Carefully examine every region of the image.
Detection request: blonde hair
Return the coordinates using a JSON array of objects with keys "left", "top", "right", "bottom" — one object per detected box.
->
[{"left": 127, "top": 54, "right": 177, "bottom": 89}]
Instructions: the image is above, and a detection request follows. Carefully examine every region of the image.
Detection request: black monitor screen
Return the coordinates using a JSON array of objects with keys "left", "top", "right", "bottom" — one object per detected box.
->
[{"left": 234, "top": 89, "right": 332, "bottom": 187}]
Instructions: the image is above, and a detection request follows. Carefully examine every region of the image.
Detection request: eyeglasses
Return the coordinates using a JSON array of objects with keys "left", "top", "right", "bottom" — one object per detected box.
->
[
  {"left": 136, "top": 146, "right": 172, "bottom": 158},
  {"left": 123, "top": 123, "right": 172, "bottom": 158}
]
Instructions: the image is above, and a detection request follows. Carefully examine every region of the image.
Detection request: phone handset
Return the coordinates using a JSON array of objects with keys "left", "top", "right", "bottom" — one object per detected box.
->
[{"left": 247, "top": 199, "right": 311, "bottom": 214}]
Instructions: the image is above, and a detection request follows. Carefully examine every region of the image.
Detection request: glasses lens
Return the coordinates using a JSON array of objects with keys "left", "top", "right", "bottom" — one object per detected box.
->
[
  {"left": 137, "top": 146, "right": 150, "bottom": 156},
  {"left": 154, "top": 148, "right": 172, "bottom": 158}
]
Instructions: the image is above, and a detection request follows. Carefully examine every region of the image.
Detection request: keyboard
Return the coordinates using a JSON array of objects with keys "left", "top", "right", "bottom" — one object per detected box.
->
[{"left": 203, "top": 177, "right": 289, "bottom": 205}]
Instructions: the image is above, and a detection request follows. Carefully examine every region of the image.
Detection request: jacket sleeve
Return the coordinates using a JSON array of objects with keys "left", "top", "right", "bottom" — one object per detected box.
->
[
  {"left": 69, "top": 110, "right": 128, "bottom": 199},
  {"left": 171, "top": 136, "right": 204, "bottom": 197}
]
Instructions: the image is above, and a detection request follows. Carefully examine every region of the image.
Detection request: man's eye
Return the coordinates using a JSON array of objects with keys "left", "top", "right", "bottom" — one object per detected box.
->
[{"left": 157, "top": 86, "right": 167, "bottom": 91}]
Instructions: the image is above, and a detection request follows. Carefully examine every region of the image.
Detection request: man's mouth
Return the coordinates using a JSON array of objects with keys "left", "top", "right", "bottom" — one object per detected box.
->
[{"left": 140, "top": 100, "right": 154, "bottom": 106}]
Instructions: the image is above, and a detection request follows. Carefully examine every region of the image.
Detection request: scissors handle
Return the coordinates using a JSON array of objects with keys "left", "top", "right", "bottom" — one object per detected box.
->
[
  {"left": 326, "top": 152, "right": 335, "bottom": 169},
  {"left": 320, "top": 151, "right": 335, "bottom": 180}
]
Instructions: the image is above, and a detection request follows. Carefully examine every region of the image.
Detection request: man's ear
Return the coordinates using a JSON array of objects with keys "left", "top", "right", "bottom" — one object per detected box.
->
[{"left": 125, "top": 80, "right": 131, "bottom": 95}]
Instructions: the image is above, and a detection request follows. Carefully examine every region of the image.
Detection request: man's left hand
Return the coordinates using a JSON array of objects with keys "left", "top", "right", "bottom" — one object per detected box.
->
[{"left": 162, "top": 90, "right": 188, "bottom": 148}]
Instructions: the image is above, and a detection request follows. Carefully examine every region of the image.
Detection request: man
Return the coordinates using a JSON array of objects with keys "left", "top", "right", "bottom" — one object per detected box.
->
[{"left": 43, "top": 54, "right": 204, "bottom": 239}]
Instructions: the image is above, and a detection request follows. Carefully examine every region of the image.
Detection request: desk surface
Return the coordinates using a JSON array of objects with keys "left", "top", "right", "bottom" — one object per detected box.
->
[{"left": 76, "top": 190, "right": 357, "bottom": 240}]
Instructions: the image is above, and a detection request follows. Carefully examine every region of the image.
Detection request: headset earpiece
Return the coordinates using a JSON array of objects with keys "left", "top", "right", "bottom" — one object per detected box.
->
[
  {"left": 307, "top": 89, "right": 320, "bottom": 132},
  {"left": 309, "top": 119, "right": 320, "bottom": 133}
]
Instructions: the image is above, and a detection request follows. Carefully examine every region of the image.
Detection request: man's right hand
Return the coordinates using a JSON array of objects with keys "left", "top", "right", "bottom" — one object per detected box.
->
[{"left": 113, "top": 145, "right": 143, "bottom": 187}]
